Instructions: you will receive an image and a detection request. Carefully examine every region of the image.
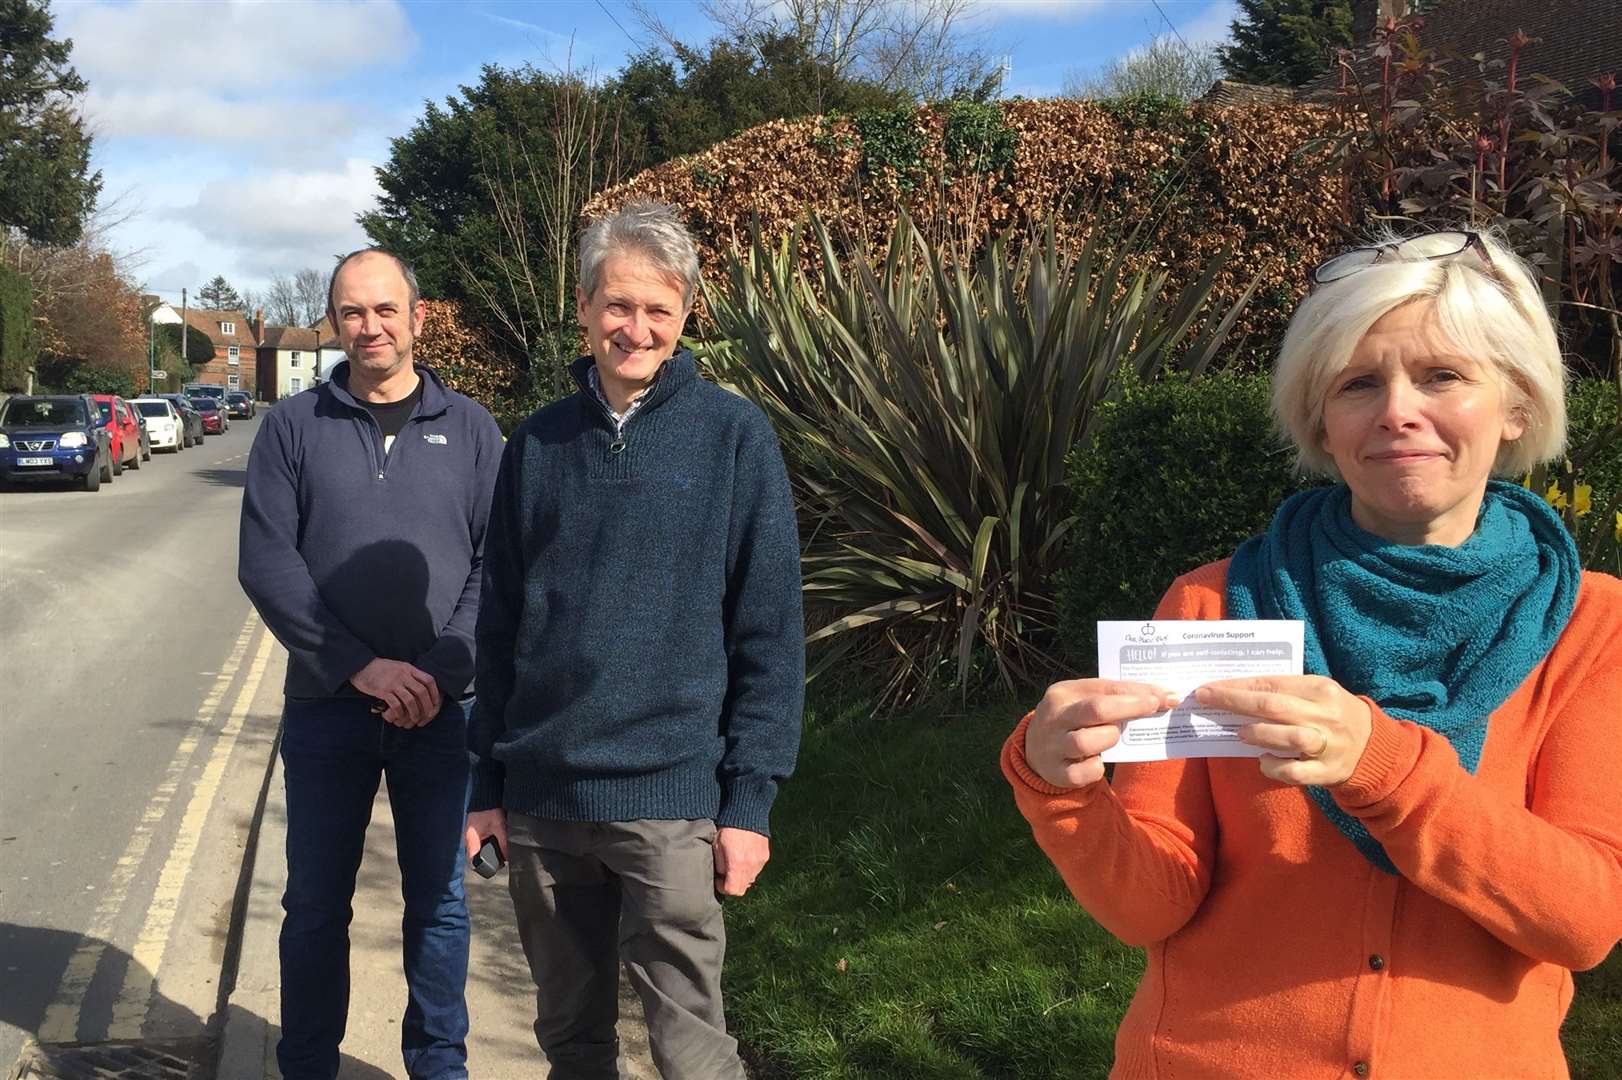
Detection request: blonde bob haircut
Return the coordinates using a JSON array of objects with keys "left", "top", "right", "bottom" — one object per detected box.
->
[{"left": 1273, "top": 229, "right": 1566, "bottom": 479}]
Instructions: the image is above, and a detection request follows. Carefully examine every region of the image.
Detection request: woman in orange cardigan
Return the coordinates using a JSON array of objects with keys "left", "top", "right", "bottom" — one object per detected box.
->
[{"left": 1005, "top": 230, "right": 1622, "bottom": 1080}]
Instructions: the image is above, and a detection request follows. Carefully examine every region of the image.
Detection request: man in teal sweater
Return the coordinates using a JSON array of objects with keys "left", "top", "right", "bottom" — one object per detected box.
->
[{"left": 465, "top": 199, "right": 804, "bottom": 1080}]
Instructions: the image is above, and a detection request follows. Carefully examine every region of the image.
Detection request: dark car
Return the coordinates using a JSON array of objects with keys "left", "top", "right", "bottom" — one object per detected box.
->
[
  {"left": 160, "top": 393, "right": 205, "bottom": 446},
  {"left": 225, "top": 390, "right": 255, "bottom": 419},
  {"left": 190, "top": 396, "right": 228, "bottom": 435},
  {"left": 183, "top": 383, "right": 227, "bottom": 403},
  {"left": 0, "top": 394, "right": 114, "bottom": 490}
]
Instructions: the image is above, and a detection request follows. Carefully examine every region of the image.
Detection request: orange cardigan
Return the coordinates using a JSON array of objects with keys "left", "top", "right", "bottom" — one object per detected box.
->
[{"left": 1003, "top": 560, "right": 1622, "bottom": 1080}]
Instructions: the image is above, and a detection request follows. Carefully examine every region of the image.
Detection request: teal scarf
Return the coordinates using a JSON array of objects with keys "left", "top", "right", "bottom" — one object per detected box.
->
[{"left": 1226, "top": 480, "right": 1580, "bottom": 872}]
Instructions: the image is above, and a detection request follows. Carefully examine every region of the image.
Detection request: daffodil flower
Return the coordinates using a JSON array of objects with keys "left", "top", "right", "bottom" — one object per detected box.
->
[
  {"left": 1573, "top": 484, "right": 1592, "bottom": 518},
  {"left": 1545, "top": 481, "right": 1567, "bottom": 510}
]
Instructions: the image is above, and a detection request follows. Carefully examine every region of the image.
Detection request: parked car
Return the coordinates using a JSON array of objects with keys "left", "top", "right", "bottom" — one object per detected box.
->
[
  {"left": 183, "top": 383, "right": 227, "bottom": 403},
  {"left": 132, "top": 397, "right": 186, "bottom": 452},
  {"left": 127, "top": 398, "right": 152, "bottom": 461},
  {"left": 92, "top": 393, "right": 143, "bottom": 474},
  {"left": 160, "top": 393, "right": 205, "bottom": 446},
  {"left": 190, "top": 396, "right": 228, "bottom": 434},
  {"left": 225, "top": 390, "right": 256, "bottom": 419},
  {"left": 0, "top": 394, "right": 114, "bottom": 490}
]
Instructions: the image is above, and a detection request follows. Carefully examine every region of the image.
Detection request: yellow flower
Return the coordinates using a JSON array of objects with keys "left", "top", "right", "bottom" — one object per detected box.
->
[
  {"left": 1545, "top": 481, "right": 1566, "bottom": 510},
  {"left": 1615, "top": 511, "right": 1622, "bottom": 544},
  {"left": 1573, "top": 484, "right": 1592, "bottom": 518}
]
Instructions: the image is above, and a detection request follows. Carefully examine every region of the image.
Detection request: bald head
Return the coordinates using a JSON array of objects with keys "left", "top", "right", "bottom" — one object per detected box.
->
[{"left": 326, "top": 248, "right": 420, "bottom": 320}]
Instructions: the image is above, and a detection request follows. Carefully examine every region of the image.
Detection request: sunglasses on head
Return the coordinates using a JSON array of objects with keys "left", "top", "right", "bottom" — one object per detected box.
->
[{"left": 1308, "top": 231, "right": 1494, "bottom": 288}]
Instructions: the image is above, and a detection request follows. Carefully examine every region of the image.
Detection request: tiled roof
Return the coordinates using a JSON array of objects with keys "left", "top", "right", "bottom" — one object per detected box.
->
[
  {"left": 1324, "top": 0, "right": 1620, "bottom": 106},
  {"left": 259, "top": 326, "right": 321, "bottom": 351},
  {"left": 1202, "top": 80, "right": 1300, "bottom": 107},
  {"left": 179, "top": 308, "right": 258, "bottom": 348}
]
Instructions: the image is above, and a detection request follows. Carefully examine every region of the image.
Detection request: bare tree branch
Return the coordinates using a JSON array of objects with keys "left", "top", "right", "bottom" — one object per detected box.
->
[
  {"left": 1063, "top": 36, "right": 1225, "bottom": 101},
  {"left": 638, "top": 0, "right": 994, "bottom": 101}
]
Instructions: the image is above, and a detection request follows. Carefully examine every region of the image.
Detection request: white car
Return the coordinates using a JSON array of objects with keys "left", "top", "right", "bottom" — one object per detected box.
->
[{"left": 131, "top": 397, "right": 186, "bottom": 452}]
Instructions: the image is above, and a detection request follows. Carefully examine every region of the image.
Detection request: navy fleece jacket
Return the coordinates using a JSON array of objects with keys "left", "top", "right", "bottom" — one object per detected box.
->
[
  {"left": 239, "top": 363, "right": 504, "bottom": 701},
  {"left": 469, "top": 352, "right": 805, "bottom": 835}
]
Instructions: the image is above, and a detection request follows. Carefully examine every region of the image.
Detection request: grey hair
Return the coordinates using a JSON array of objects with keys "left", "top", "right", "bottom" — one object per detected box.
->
[
  {"left": 577, "top": 199, "right": 701, "bottom": 308},
  {"left": 1273, "top": 227, "right": 1567, "bottom": 478},
  {"left": 327, "top": 248, "right": 421, "bottom": 316}
]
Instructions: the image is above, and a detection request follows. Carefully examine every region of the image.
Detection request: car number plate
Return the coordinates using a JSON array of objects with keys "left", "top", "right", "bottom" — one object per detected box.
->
[{"left": 17, "top": 456, "right": 53, "bottom": 466}]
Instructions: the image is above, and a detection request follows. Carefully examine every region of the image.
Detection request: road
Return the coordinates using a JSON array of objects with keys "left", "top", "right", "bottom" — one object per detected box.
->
[{"left": 0, "top": 415, "right": 285, "bottom": 1073}]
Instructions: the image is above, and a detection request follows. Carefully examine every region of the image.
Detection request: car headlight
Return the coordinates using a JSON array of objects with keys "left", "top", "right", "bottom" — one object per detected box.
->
[
  {"left": 59, "top": 431, "right": 89, "bottom": 448},
  {"left": 0, "top": 433, "right": 9, "bottom": 448}
]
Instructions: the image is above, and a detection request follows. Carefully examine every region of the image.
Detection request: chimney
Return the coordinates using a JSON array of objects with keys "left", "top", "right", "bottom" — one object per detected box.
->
[{"left": 253, "top": 307, "right": 264, "bottom": 344}]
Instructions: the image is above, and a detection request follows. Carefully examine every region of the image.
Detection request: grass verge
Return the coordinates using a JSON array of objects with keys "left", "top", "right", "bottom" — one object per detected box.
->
[{"left": 725, "top": 693, "right": 1622, "bottom": 1078}]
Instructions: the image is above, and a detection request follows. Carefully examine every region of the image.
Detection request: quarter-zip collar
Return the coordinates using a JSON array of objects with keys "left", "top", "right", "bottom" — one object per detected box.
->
[
  {"left": 328, "top": 360, "right": 454, "bottom": 421},
  {"left": 327, "top": 361, "right": 454, "bottom": 479},
  {"left": 570, "top": 349, "right": 695, "bottom": 428}
]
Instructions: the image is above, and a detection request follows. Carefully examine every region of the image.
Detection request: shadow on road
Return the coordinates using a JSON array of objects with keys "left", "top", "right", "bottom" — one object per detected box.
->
[
  {"left": 0, "top": 921, "right": 397, "bottom": 1079},
  {"left": 0, "top": 921, "right": 200, "bottom": 1046},
  {"left": 193, "top": 469, "right": 247, "bottom": 489}
]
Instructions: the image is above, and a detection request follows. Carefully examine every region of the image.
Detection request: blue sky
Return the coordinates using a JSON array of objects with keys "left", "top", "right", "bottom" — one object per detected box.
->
[{"left": 56, "top": 0, "right": 1239, "bottom": 308}]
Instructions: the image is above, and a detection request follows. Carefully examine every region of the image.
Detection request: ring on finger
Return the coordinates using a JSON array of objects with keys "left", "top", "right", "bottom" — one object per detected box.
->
[{"left": 1301, "top": 726, "right": 1330, "bottom": 760}]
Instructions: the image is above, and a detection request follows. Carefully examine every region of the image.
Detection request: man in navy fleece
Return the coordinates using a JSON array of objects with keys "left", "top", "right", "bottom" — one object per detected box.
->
[
  {"left": 465, "top": 200, "right": 804, "bottom": 1080},
  {"left": 239, "top": 248, "right": 503, "bottom": 1080}
]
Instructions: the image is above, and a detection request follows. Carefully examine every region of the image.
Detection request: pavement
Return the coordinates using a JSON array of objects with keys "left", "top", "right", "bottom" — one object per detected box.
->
[{"left": 217, "top": 746, "right": 659, "bottom": 1080}]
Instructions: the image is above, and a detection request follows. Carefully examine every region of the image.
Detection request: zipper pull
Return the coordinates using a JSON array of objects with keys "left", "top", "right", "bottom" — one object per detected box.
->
[
  {"left": 377, "top": 470, "right": 385, "bottom": 480},
  {"left": 609, "top": 436, "right": 626, "bottom": 454}
]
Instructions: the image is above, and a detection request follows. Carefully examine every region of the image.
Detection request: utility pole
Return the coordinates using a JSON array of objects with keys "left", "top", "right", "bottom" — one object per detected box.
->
[{"left": 180, "top": 287, "right": 188, "bottom": 374}]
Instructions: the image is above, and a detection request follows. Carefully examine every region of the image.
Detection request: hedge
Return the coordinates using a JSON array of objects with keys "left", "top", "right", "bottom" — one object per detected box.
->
[
  {"left": 586, "top": 97, "right": 1356, "bottom": 362},
  {"left": 1056, "top": 372, "right": 1314, "bottom": 668},
  {"left": 1, "top": 265, "right": 35, "bottom": 392},
  {"left": 1568, "top": 379, "right": 1622, "bottom": 574}
]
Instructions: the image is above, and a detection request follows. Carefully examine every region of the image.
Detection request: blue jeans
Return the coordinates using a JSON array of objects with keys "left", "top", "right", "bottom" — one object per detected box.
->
[{"left": 277, "top": 696, "right": 472, "bottom": 1080}]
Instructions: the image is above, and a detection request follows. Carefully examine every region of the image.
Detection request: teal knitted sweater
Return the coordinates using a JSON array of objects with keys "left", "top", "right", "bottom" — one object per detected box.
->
[{"left": 469, "top": 352, "right": 805, "bottom": 835}]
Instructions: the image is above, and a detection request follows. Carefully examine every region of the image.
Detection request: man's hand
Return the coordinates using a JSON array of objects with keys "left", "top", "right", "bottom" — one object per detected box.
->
[
  {"left": 351, "top": 658, "right": 441, "bottom": 728},
  {"left": 1024, "top": 679, "right": 1181, "bottom": 789},
  {"left": 713, "top": 826, "right": 769, "bottom": 897},
  {"left": 1194, "top": 675, "right": 1373, "bottom": 787},
  {"left": 464, "top": 808, "right": 508, "bottom": 861}
]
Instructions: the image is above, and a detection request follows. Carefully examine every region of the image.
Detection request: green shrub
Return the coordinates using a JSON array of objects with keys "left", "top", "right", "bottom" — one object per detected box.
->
[
  {"left": 0, "top": 265, "right": 35, "bottom": 392},
  {"left": 1056, "top": 372, "right": 1315, "bottom": 669},
  {"left": 37, "top": 360, "right": 139, "bottom": 399},
  {"left": 1567, "top": 378, "right": 1621, "bottom": 574},
  {"left": 154, "top": 323, "right": 212, "bottom": 386}
]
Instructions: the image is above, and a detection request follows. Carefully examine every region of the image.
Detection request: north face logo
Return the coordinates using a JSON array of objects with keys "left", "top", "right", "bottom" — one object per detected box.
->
[{"left": 423, "top": 433, "right": 448, "bottom": 445}]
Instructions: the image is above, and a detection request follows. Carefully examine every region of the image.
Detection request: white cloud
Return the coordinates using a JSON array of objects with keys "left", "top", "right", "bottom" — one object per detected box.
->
[
  {"left": 81, "top": 88, "right": 360, "bottom": 145},
  {"left": 143, "top": 261, "right": 203, "bottom": 296},
  {"left": 163, "top": 159, "right": 382, "bottom": 277},
  {"left": 60, "top": 0, "right": 416, "bottom": 94},
  {"left": 1179, "top": 1, "right": 1239, "bottom": 46}
]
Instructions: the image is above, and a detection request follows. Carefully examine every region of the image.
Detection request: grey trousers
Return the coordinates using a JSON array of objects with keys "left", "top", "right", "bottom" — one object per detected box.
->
[{"left": 505, "top": 814, "right": 747, "bottom": 1080}]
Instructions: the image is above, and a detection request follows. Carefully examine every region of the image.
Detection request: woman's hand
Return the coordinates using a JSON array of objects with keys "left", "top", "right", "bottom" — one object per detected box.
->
[
  {"left": 1194, "top": 676, "right": 1373, "bottom": 787},
  {"left": 1025, "top": 680, "right": 1181, "bottom": 789}
]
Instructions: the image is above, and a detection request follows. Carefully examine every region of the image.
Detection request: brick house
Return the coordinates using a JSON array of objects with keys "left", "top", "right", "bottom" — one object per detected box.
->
[{"left": 175, "top": 307, "right": 260, "bottom": 394}]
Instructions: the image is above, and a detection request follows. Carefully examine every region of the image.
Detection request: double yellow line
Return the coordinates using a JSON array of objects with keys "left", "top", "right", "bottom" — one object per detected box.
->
[{"left": 37, "top": 611, "right": 276, "bottom": 1043}]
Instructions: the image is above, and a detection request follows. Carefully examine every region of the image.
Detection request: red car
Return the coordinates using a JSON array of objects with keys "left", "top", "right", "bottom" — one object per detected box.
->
[
  {"left": 92, "top": 394, "right": 143, "bottom": 475},
  {"left": 190, "top": 396, "right": 228, "bottom": 435}
]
